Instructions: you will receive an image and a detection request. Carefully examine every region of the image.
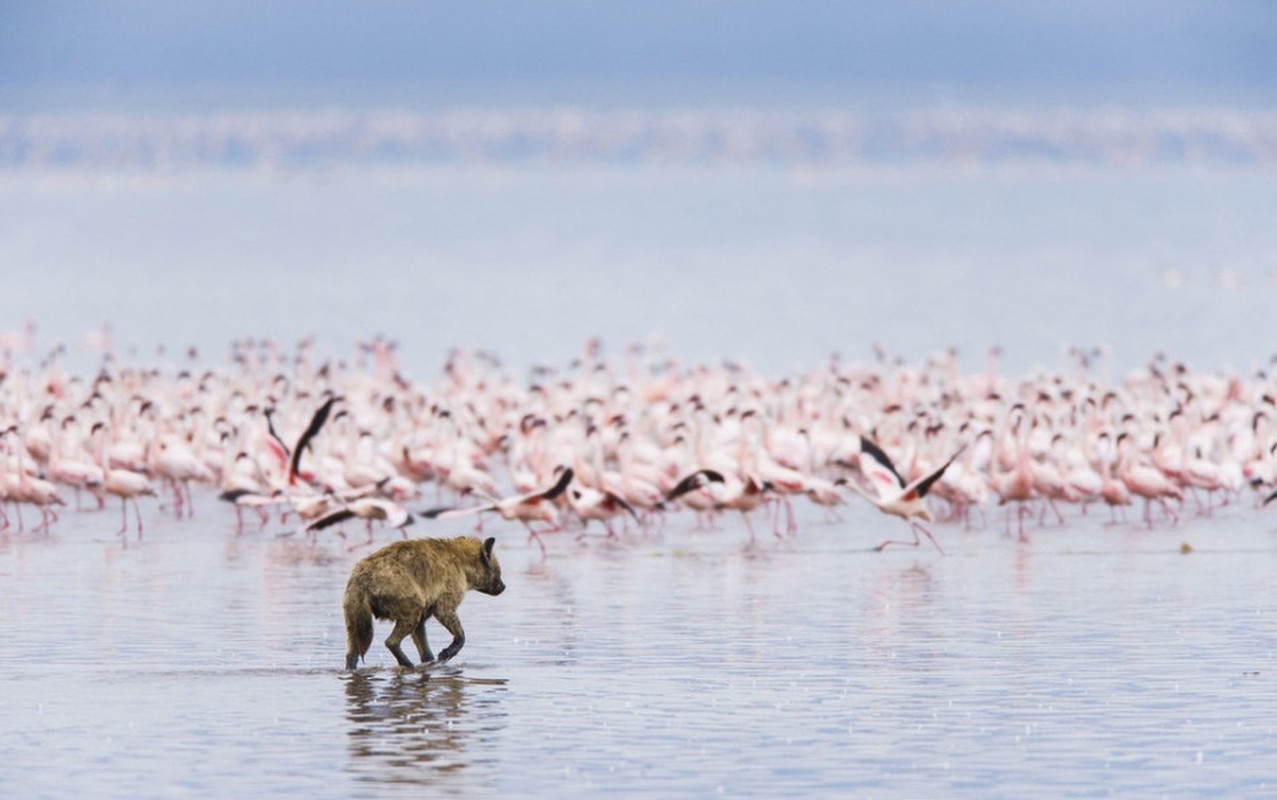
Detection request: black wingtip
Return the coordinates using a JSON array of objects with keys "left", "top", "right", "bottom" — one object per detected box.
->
[
  {"left": 305, "top": 507, "right": 355, "bottom": 532},
  {"left": 914, "top": 444, "right": 969, "bottom": 500},
  {"left": 542, "top": 467, "right": 574, "bottom": 500},
  {"left": 1264, "top": 490, "right": 1277, "bottom": 507},
  {"left": 612, "top": 493, "right": 640, "bottom": 521},
  {"left": 665, "top": 469, "right": 727, "bottom": 502}
]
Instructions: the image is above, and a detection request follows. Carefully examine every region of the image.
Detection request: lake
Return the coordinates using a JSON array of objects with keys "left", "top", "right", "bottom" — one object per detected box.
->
[
  {"left": 3, "top": 495, "right": 1275, "bottom": 797},
  {"left": 2, "top": 160, "right": 1276, "bottom": 380},
  {"left": 3, "top": 107, "right": 1277, "bottom": 796}
]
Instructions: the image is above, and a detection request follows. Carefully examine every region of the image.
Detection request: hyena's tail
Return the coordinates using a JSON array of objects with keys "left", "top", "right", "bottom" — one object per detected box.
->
[{"left": 343, "top": 578, "right": 374, "bottom": 670}]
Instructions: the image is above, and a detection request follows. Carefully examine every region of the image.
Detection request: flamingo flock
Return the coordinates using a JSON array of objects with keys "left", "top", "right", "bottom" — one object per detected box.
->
[{"left": 1, "top": 334, "right": 1275, "bottom": 552}]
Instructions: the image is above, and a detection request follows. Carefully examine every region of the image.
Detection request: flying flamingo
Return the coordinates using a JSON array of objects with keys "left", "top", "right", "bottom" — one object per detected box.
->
[
  {"left": 422, "top": 468, "right": 574, "bottom": 556},
  {"left": 841, "top": 436, "right": 966, "bottom": 554},
  {"left": 302, "top": 495, "right": 414, "bottom": 549}
]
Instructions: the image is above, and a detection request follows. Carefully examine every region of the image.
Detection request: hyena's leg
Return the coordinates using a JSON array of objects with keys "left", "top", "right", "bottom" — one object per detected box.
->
[
  {"left": 384, "top": 618, "right": 418, "bottom": 668},
  {"left": 410, "top": 617, "right": 435, "bottom": 663},
  {"left": 433, "top": 608, "right": 467, "bottom": 662}
]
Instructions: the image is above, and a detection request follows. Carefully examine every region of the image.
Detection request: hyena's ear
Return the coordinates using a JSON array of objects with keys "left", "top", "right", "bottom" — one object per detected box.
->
[{"left": 481, "top": 536, "right": 496, "bottom": 565}]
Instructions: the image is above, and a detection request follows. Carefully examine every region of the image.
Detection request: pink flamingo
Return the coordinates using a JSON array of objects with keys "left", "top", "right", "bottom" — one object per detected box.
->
[
  {"left": 841, "top": 435, "right": 966, "bottom": 554},
  {"left": 90, "top": 422, "right": 156, "bottom": 537},
  {"left": 1117, "top": 433, "right": 1184, "bottom": 527},
  {"left": 423, "top": 468, "right": 574, "bottom": 556}
]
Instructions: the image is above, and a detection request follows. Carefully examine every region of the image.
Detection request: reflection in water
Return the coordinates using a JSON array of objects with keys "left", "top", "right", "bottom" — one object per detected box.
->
[
  {"left": 5, "top": 495, "right": 1277, "bottom": 797},
  {"left": 344, "top": 669, "right": 509, "bottom": 788},
  {"left": 862, "top": 561, "right": 938, "bottom": 657}
]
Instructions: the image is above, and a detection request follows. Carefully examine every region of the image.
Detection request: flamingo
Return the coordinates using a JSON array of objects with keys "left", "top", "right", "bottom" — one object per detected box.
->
[
  {"left": 46, "top": 415, "right": 106, "bottom": 511},
  {"left": 219, "top": 486, "right": 285, "bottom": 533},
  {"left": 990, "top": 411, "right": 1036, "bottom": 540},
  {"left": 665, "top": 468, "right": 727, "bottom": 504},
  {"left": 662, "top": 456, "right": 724, "bottom": 528},
  {"left": 151, "top": 435, "right": 215, "bottom": 518},
  {"left": 301, "top": 495, "right": 415, "bottom": 550},
  {"left": 3, "top": 330, "right": 1276, "bottom": 544},
  {"left": 89, "top": 422, "right": 156, "bottom": 538},
  {"left": 0, "top": 426, "right": 65, "bottom": 534},
  {"left": 1117, "top": 433, "right": 1184, "bottom": 527},
  {"left": 707, "top": 473, "right": 775, "bottom": 543},
  {"left": 566, "top": 484, "right": 640, "bottom": 538},
  {"left": 422, "top": 468, "right": 574, "bottom": 556},
  {"left": 841, "top": 436, "right": 966, "bottom": 554}
]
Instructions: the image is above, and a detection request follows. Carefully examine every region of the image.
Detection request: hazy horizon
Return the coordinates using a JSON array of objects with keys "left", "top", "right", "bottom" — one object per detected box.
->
[{"left": 3, "top": 3, "right": 1275, "bottom": 381}]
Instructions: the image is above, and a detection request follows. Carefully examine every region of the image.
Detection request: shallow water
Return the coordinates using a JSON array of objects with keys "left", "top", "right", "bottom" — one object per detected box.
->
[{"left": 3, "top": 496, "right": 1276, "bottom": 797}]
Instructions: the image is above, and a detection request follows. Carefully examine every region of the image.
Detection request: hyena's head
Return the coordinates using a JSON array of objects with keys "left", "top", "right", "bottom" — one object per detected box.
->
[{"left": 475, "top": 536, "right": 505, "bottom": 596}]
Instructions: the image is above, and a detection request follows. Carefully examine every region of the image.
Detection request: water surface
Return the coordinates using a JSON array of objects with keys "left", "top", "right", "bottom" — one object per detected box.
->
[
  {"left": 3, "top": 497, "right": 1275, "bottom": 797},
  {"left": 2, "top": 163, "right": 1276, "bottom": 377}
]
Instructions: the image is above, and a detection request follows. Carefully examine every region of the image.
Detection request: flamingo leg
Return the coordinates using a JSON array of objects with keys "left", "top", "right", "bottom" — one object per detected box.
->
[
  {"left": 522, "top": 522, "right": 548, "bottom": 558},
  {"left": 874, "top": 521, "right": 945, "bottom": 555}
]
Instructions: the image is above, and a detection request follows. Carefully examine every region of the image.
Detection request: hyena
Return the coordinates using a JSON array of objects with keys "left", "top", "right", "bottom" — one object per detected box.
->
[{"left": 343, "top": 535, "right": 505, "bottom": 670}]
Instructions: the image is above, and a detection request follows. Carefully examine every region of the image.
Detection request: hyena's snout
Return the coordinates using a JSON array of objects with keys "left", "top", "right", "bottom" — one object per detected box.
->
[{"left": 481, "top": 576, "right": 505, "bottom": 596}]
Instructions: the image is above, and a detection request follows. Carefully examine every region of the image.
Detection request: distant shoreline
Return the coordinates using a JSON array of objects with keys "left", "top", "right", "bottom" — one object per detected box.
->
[{"left": 3, "top": 105, "right": 1275, "bottom": 173}]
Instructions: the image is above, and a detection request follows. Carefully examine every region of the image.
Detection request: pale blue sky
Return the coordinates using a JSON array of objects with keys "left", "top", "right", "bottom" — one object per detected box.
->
[{"left": 2, "top": 1, "right": 1275, "bottom": 106}]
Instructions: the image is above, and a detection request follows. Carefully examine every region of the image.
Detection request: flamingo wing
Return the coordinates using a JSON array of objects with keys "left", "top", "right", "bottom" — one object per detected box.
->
[
  {"left": 604, "top": 490, "right": 641, "bottom": 521},
  {"left": 538, "top": 467, "right": 574, "bottom": 501},
  {"left": 858, "top": 436, "right": 906, "bottom": 495},
  {"left": 665, "top": 468, "right": 725, "bottom": 502},
  {"left": 420, "top": 503, "right": 494, "bottom": 520},
  {"left": 304, "top": 506, "right": 355, "bottom": 532},
  {"left": 263, "top": 407, "right": 291, "bottom": 459},
  {"left": 289, "top": 395, "right": 341, "bottom": 483},
  {"left": 907, "top": 443, "right": 968, "bottom": 500}
]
